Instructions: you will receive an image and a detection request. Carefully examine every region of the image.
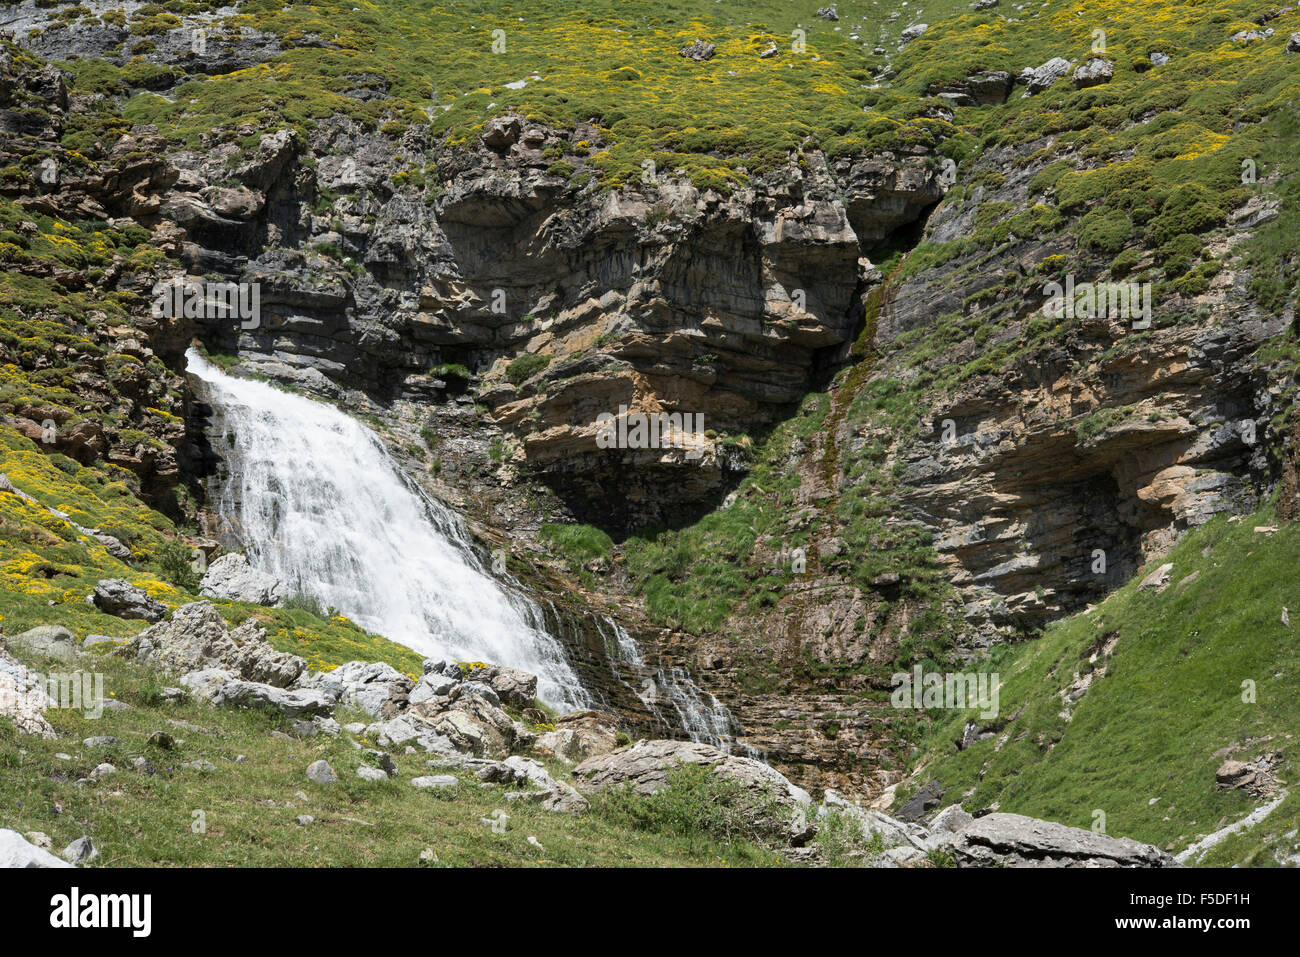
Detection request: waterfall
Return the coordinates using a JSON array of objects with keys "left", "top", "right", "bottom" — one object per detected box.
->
[
  {"left": 598, "top": 615, "right": 747, "bottom": 753},
  {"left": 186, "top": 349, "right": 587, "bottom": 710}
]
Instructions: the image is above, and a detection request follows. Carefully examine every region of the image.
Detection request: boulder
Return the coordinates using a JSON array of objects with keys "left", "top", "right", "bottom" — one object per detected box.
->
[
  {"left": 481, "top": 114, "right": 523, "bottom": 150},
  {"left": 463, "top": 663, "right": 537, "bottom": 708},
  {"left": 0, "top": 829, "right": 73, "bottom": 868},
  {"left": 534, "top": 710, "right": 619, "bottom": 764},
  {"left": 573, "top": 739, "right": 810, "bottom": 812},
  {"left": 900, "top": 24, "right": 929, "bottom": 44},
  {"left": 306, "top": 760, "right": 338, "bottom": 784},
  {"left": 679, "top": 39, "right": 716, "bottom": 62},
  {"left": 62, "top": 836, "right": 98, "bottom": 865},
  {"left": 1072, "top": 57, "right": 1114, "bottom": 89},
  {"left": 816, "top": 6, "right": 839, "bottom": 20},
  {"left": 0, "top": 652, "right": 56, "bottom": 737},
  {"left": 937, "top": 812, "right": 1180, "bottom": 867},
  {"left": 199, "top": 553, "right": 287, "bottom": 606},
  {"left": 412, "top": 775, "right": 458, "bottom": 789},
  {"left": 501, "top": 755, "right": 590, "bottom": 813},
  {"left": 817, "top": 789, "right": 930, "bottom": 850},
  {"left": 303, "top": 660, "right": 413, "bottom": 717},
  {"left": 181, "top": 668, "right": 330, "bottom": 718},
  {"left": 1289, "top": 33, "right": 1300, "bottom": 53},
  {"left": 87, "top": 579, "right": 166, "bottom": 622},
  {"left": 408, "top": 682, "right": 522, "bottom": 757},
  {"left": 120, "top": 601, "right": 306, "bottom": 688},
  {"left": 8, "top": 625, "right": 79, "bottom": 662},
  {"left": 1019, "top": 57, "right": 1073, "bottom": 95}
]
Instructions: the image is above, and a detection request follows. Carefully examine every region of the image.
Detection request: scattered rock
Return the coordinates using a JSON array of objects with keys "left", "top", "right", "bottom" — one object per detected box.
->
[
  {"left": 534, "top": 710, "right": 619, "bottom": 764},
  {"left": 182, "top": 759, "right": 216, "bottom": 772},
  {"left": 412, "top": 775, "right": 458, "bottom": 789},
  {"left": 83, "top": 736, "right": 118, "bottom": 748},
  {"left": 574, "top": 739, "right": 808, "bottom": 834},
  {"left": 356, "top": 765, "right": 388, "bottom": 781},
  {"left": 481, "top": 114, "right": 523, "bottom": 150},
  {"left": 89, "top": 762, "right": 116, "bottom": 780},
  {"left": 303, "top": 659, "right": 413, "bottom": 717},
  {"left": 1072, "top": 57, "right": 1113, "bottom": 89},
  {"left": 900, "top": 24, "right": 929, "bottom": 44},
  {"left": 1019, "top": 57, "right": 1073, "bottom": 95},
  {"left": 679, "top": 39, "right": 716, "bottom": 62},
  {"left": 61, "top": 836, "right": 98, "bottom": 865},
  {"left": 1288, "top": 33, "right": 1300, "bottom": 53},
  {"left": 1137, "top": 562, "right": 1174, "bottom": 593},
  {"left": 1215, "top": 752, "right": 1283, "bottom": 797},
  {"left": 306, "top": 760, "right": 338, "bottom": 784},
  {"left": 296, "top": 815, "right": 314, "bottom": 826},
  {"left": 82, "top": 634, "right": 120, "bottom": 650},
  {"left": 816, "top": 6, "right": 839, "bottom": 20}
]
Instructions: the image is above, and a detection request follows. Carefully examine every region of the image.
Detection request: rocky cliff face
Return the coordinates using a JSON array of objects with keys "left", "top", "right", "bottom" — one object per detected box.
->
[{"left": 4, "top": 2, "right": 1297, "bottom": 806}]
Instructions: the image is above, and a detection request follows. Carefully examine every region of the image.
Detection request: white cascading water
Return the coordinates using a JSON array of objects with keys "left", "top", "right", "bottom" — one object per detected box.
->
[
  {"left": 186, "top": 348, "right": 587, "bottom": 710},
  {"left": 598, "top": 615, "right": 745, "bottom": 753}
]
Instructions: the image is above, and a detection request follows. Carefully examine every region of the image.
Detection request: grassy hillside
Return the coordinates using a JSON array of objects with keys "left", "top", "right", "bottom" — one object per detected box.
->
[{"left": 906, "top": 504, "right": 1300, "bottom": 866}]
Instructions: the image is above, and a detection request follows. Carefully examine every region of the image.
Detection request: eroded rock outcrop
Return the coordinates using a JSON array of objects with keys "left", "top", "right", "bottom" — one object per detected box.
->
[{"left": 119, "top": 601, "right": 306, "bottom": 688}]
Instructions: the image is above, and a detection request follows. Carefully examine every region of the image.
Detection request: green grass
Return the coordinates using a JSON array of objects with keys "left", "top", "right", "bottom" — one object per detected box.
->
[
  {"left": 907, "top": 507, "right": 1300, "bottom": 865},
  {"left": 0, "top": 648, "right": 784, "bottom": 866}
]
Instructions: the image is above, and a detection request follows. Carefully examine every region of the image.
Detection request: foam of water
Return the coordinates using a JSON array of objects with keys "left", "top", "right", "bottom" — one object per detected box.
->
[{"left": 187, "top": 348, "right": 586, "bottom": 709}]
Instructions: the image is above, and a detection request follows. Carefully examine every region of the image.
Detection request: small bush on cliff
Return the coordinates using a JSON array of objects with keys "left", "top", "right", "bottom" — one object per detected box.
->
[{"left": 505, "top": 354, "right": 550, "bottom": 386}]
